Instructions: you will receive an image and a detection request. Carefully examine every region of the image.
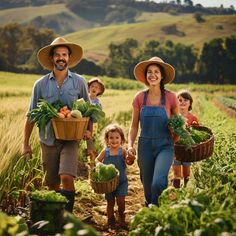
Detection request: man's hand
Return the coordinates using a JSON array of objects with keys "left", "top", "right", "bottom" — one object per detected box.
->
[
  {"left": 21, "top": 144, "right": 33, "bottom": 157},
  {"left": 83, "top": 130, "right": 92, "bottom": 140}
]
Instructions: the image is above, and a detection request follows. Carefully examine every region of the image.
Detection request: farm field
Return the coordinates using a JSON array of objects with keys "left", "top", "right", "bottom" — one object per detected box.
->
[{"left": 0, "top": 71, "right": 236, "bottom": 235}]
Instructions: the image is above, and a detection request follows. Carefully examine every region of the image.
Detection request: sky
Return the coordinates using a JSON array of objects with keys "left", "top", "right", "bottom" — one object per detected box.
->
[{"left": 152, "top": 0, "right": 236, "bottom": 8}]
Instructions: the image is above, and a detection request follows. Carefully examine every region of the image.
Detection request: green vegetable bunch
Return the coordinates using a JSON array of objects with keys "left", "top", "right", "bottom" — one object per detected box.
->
[
  {"left": 73, "top": 98, "right": 105, "bottom": 122},
  {"left": 91, "top": 163, "right": 118, "bottom": 182},
  {"left": 168, "top": 115, "right": 195, "bottom": 150},
  {"left": 29, "top": 99, "right": 58, "bottom": 135},
  {"left": 189, "top": 127, "right": 211, "bottom": 143},
  {"left": 31, "top": 190, "right": 68, "bottom": 203}
]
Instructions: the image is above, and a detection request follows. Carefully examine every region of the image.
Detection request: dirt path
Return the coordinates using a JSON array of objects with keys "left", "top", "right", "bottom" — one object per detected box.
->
[{"left": 74, "top": 162, "right": 144, "bottom": 236}]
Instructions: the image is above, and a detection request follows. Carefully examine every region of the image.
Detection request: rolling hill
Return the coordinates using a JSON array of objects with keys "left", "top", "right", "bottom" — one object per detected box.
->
[
  {"left": 65, "top": 12, "right": 236, "bottom": 62},
  {"left": 0, "top": 4, "right": 94, "bottom": 34},
  {"left": 0, "top": 3, "right": 236, "bottom": 62}
]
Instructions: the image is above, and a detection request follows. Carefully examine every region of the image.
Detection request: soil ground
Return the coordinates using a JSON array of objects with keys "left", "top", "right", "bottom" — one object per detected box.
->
[{"left": 74, "top": 161, "right": 145, "bottom": 236}]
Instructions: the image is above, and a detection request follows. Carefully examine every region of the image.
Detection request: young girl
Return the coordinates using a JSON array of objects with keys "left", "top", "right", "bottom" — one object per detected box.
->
[
  {"left": 86, "top": 77, "right": 105, "bottom": 167},
  {"left": 172, "top": 90, "right": 199, "bottom": 188},
  {"left": 96, "top": 124, "right": 135, "bottom": 229}
]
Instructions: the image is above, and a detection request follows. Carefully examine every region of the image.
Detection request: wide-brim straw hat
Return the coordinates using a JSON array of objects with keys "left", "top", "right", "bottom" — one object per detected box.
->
[
  {"left": 134, "top": 57, "right": 175, "bottom": 84},
  {"left": 88, "top": 77, "right": 105, "bottom": 96},
  {"left": 37, "top": 37, "right": 83, "bottom": 70}
]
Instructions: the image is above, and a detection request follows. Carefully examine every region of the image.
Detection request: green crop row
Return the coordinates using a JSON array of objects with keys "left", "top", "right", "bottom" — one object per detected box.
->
[
  {"left": 217, "top": 96, "right": 236, "bottom": 111},
  {"left": 129, "top": 94, "right": 236, "bottom": 236}
]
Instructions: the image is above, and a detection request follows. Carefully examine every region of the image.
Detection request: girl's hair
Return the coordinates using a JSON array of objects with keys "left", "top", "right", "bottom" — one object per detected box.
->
[
  {"left": 104, "top": 124, "right": 126, "bottom": 147},
  {"left": 145, "top": 63, "right": 166, "bottom": 105},
  {"left": 177, "top": 90, "right": 193, "bottom": 111}
]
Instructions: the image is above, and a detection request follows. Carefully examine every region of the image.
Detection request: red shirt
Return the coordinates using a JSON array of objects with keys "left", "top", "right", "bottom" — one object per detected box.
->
[
  {"left": 132, "top": 89, "right": 178, "bottom": 118},
  {"left": 185, "top": 113, "right": 199, "bottom": 127}
]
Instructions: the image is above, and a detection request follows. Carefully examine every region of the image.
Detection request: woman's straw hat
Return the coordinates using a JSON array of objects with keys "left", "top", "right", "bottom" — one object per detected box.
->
[
  {"left": 88, "top": 77, "right": 105, "bottom": 96},
  {"left": 134, "top": 57, "right": 175, "bottom": 84},
  {"left": 37, "top": 37, "right": 83, "bottom": 70}
]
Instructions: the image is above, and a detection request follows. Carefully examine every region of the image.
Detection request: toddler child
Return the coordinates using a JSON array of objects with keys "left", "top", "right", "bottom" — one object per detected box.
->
[
  {"left": 96, "top": 124, "right": 135, "bottom": 229},
  {"left": 86, "top": 77, "right": 105, "bottom": 167}
]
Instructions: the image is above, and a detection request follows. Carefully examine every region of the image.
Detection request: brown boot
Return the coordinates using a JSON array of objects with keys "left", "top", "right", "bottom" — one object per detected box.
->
[{"left": 107, "top": 216, "right": 116, "bottom": 229}]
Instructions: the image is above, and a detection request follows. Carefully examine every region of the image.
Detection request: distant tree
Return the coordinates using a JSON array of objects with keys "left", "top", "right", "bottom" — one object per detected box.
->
[
  {"left": 222, "top": 36, "right": 236, "bottom": 84},
  {"left": 74, "top": 59, "right": 104, "bottom": 76},
  {"left": 194, "top": 12, "right": 205, "bottom": 23},
  {"left": 0, "top": 23, "right": 22, "bottom": 70},
  {"left": 103, "top": 38, "right": 138, "bottom": 78},
  {"left": 0, "top": 23, "right": 56, "bottom": 73},
  {"left": 24, "top": 26, "right": 56, "bottom": 72},
  {"left": 199, "top": 38, "right": 226, "bottom": 83},
  {"left": 172, "top": 43, "right": 197, "bottom": 81}
]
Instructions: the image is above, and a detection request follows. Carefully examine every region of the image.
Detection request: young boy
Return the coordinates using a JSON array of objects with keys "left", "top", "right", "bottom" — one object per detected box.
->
[
  {"left": 172, "top": 90, "right": 199, "bottom": 188},
  {"left": 86, "top": 77, "right": 105, "bottom": 167}
]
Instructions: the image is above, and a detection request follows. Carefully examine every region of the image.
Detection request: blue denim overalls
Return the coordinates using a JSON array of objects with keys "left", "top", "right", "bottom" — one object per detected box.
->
[
  {"left": 138, "top": 90, "right": 174, "bottom": 205},
  {"left": 104, "top": 147, "right": 128, "bottom": 200}
]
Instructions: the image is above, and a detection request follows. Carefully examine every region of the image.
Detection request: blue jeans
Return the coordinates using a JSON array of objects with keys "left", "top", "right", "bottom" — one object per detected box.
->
[{"left": 138, "top": 137, "right": 174, "bottom": 205}]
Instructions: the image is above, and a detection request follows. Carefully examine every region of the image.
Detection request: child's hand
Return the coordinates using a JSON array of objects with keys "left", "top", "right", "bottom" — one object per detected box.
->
[{"left": 126, "top": 147, "right": 136, "bottom": 165}]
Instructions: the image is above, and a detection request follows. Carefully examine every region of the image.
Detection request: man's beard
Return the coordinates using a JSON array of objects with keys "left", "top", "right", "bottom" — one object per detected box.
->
[{"left": 54, "top": 60, "right": 68, "bottom": 71}]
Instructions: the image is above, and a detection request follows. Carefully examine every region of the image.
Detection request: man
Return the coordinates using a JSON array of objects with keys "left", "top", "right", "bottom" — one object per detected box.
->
[{"left": 22, "top": 37, "right": 91, "bottom": 212}]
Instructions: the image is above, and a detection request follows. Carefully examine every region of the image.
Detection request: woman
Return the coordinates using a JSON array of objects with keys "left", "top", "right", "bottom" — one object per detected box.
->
[{"left": 127, "top": 57, "right": 179, "bottom": 206}]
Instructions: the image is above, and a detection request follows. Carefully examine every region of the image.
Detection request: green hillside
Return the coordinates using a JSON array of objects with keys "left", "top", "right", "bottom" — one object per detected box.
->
[
  {"left": 0, "top": 3, "right": 236, "bottom": 63},
  {"left": 0, "top": 3, "right": 93, "bottom": 33},
  {"left": 65, "top": 12, "right": 236, "bottom": 62}
]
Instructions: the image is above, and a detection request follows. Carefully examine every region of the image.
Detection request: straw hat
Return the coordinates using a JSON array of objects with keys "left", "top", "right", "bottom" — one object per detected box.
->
[
  {"left": 134, "top": 57, "right": 175, "bottom": 84},
  {"left": 88, "top": 77, "right": 105, "bottom": 96},
  {"left": 37, "top": 37, "right": 83, "bottom": 70}
]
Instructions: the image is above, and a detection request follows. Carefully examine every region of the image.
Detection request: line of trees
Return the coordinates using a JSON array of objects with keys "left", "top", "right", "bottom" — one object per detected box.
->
[
  {"left": 0, "top": 23, "right": 235, "bottom": 84},
  {"left": 102, "top": 37, "right": 236, "bottom": 84}
]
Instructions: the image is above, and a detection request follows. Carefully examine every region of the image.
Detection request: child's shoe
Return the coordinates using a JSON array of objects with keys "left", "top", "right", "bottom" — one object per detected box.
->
[
  {"left": 172, "top": 178, "right": 181, "bottom": 188},
  {"left": 118, "top": 213, "right": 128, "bottom": 230},
  {"left": 184, "top": 177, "right": 189, "bottom": 187}
]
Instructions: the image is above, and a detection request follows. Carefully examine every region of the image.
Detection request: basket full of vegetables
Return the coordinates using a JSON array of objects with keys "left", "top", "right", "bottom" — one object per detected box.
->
[
  {"left": 168, "top": 115, "right": 214, "bottom": 162},
  {"left": 90, "top": 163, "right": 119, "bottom": 194},
  {"left": 29, "top": 98, "right": 105, "bottom": 141},
  {"left": 52, "top": 117, "right": 89, "bottom": 140}
]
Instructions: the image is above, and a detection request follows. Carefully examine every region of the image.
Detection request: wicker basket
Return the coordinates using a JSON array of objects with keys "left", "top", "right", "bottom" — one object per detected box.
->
[
  {"left": 90, "top": 174, "right": 119, "bottom": 194},
  {"left": 174, "top": 126, "right": 214, "bottom": 162},
  {"left": 29, "top": 198, "right": 67, "bottom": 235},
  {"left": 52, "top": 117, "right": 89, "bottom": 140}
]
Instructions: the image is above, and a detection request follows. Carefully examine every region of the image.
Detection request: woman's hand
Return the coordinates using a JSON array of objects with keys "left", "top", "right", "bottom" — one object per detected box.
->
[{"left": 169, "top": 128, "right": 180, "bottom": 143}]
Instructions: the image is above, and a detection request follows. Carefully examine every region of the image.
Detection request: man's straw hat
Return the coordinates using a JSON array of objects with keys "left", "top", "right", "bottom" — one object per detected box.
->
[
  {"left": 37, "top": 37, "right": 83, "bottom": 70},
  {"left": 134, "top": 57, "right": 175, "bottom": 84}
]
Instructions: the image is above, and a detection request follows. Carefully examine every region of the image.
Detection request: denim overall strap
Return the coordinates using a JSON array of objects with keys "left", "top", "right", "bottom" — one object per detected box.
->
[
  {"left": 138, "top": 90, "right": 174, "bottom": 205},
  {"left": 140, "top": 90, "right": 170, "bottom": 139}
]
